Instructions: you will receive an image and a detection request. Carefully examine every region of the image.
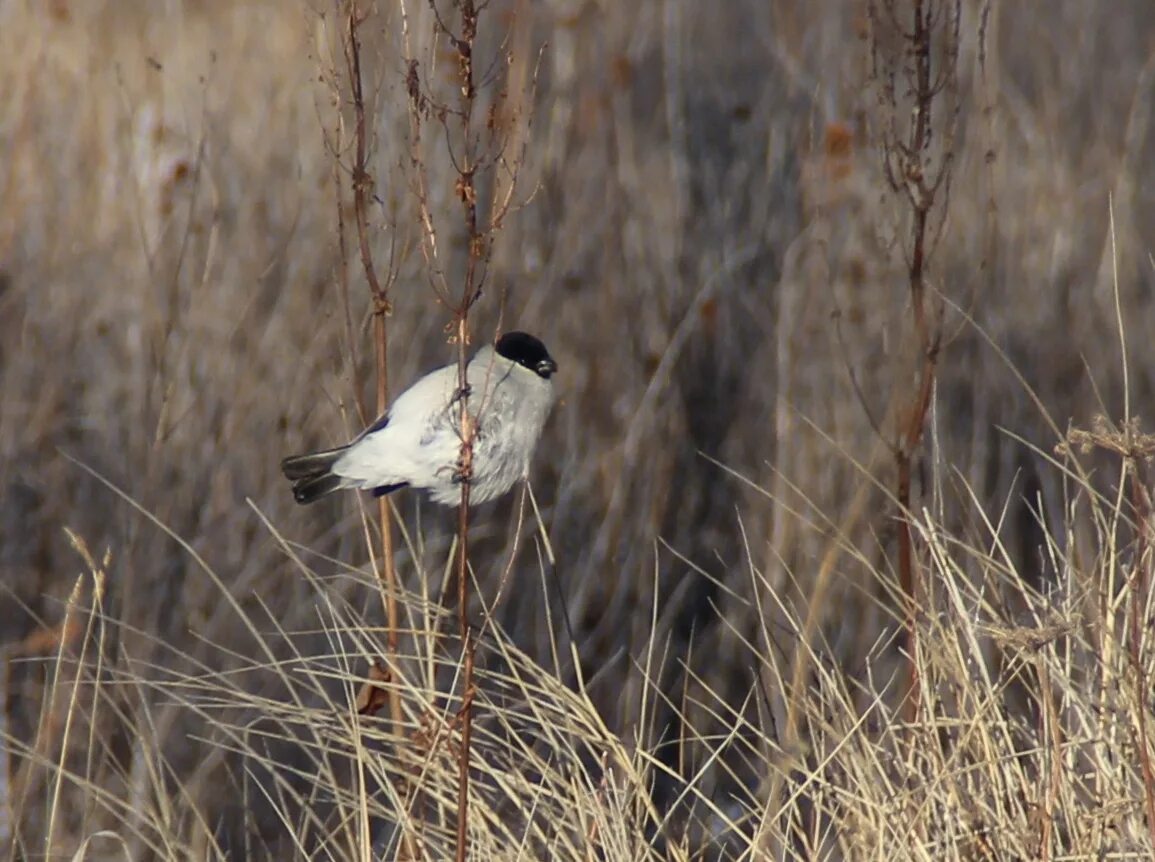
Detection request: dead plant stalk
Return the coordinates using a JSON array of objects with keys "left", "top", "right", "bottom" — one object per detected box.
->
[
  {"left": 342, "top": 0, "right": 405, "bottom": 752},
  {"left": 339, "top": 4, "right": 416, "bottom": 858},
  {"left": 870, "top": 0, "right": 960, "bottom": 719}
]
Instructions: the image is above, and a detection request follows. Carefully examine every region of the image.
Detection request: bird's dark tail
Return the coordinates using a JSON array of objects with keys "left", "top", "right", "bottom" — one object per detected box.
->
[{"left": 281, "top": 447, "right": 348, "bottom": 504}]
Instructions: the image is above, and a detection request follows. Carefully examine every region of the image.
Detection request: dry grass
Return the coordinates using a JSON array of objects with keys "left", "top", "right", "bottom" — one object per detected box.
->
[{"left": 3, "top": 0, "right": 1155, "bottom": 859}]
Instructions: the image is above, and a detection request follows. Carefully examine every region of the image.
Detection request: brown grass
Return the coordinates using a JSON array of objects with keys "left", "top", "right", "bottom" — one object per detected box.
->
[{"left": 3, "top": 0, "right": 1155, "bottom": 859}]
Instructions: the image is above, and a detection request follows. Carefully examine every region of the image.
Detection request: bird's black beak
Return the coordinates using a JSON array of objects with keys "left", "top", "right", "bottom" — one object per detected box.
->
[{"left": 537, "top": 358, "right": 558, "bottom": 379}]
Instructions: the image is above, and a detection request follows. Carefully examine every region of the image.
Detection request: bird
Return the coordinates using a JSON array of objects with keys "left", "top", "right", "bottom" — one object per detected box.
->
[{"left": 282, "top": 331, "right": 557, "bottom": 507}]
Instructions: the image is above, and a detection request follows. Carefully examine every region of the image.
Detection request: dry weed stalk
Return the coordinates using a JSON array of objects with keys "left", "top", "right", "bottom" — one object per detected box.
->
[
  {"left": 340, "top": 0, "right": 408, "bottom": 750},
  {"left": 322, "top": 3, "right": 417, "bottom": 855},
  {"left": 868, "top": 0, "right": 962, "bottom": 719},
  {"left": 398, "top": 1, "right": 538, "bottom": 857}
]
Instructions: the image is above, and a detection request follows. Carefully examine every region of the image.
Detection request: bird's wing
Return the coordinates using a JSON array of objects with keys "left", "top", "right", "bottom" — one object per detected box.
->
[
  {"left": 334, "top": 361, "right": 459, "bottom": 488},
  {"left": 382, "top": 361, "right": 461, "bottom": 429},
  {"left": 358, "top": 349, "right": 499, "bottom": 444}
]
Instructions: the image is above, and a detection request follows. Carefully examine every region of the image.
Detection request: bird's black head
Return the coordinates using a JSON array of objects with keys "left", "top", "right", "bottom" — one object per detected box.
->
[{"left": 495, "top": 331, "right": 557, "bottom": 380}]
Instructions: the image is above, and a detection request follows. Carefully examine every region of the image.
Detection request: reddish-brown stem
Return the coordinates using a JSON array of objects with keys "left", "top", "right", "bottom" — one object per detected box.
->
[
  {"left": 453, "top": 3, "right": 480, "bottom": 858},
  {"left": 347, "top": 2, "right": 398, "bottom": 642},
  {"left": 345, "top": 0, "right": 404, "bottom": 761},
  {"left": 876, "top": 0, "right": 952, "bottom": 722},
  {"left": 454, "top": 394, "right": 474, "bottom": 860},
  {"left": 895, "top": 457, "right": 921, "bottom": 715}
]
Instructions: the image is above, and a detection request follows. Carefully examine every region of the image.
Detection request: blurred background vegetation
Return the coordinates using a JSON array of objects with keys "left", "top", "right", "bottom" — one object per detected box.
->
[{"left": 3, "top": 0, "right": 1155, "bottom": 858}]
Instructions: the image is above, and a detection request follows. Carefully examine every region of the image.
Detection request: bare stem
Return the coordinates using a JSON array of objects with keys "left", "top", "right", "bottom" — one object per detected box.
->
[
  {"left": 345, "top": 0, "right": 405, "bottom": 804},
  {"left": 452, "top": 2, "right": 481, "bottom": 857},
  {"left": 870, "top": 0, "right": 959, "bottom": 720}
]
